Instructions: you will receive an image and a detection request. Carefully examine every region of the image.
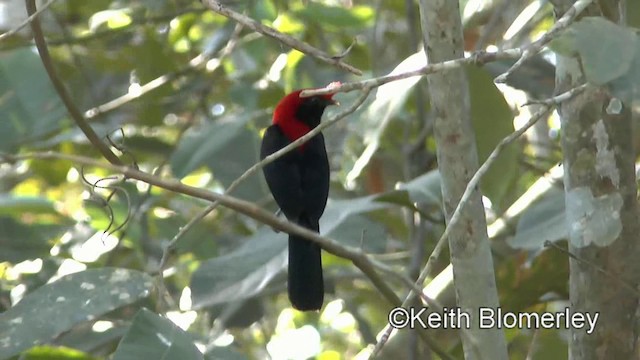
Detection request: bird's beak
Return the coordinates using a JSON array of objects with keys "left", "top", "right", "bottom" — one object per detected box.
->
[{"left": 329, "top": 98, "right": 340, "bottom": 106}]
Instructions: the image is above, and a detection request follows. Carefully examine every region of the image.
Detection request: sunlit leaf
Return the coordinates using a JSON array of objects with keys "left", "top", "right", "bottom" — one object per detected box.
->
[
  {"left": 0, "top": 268, "right": 154, "bottom": 359},
  {"left": 190, "top": 228, "right": 287, "bottom": 309},
  {"left": 0, "top": 217, "right": 68, "bottom": 263},
  {"left": 508, "top": 188, "right": 566, "bottom": 250},
  {"left": 468, "top": 65, "right": 518, "bottom": 207},
  {"left": 294, "top": 4, "right": 374, "bottom": 29},
  {"left": 0, "top": 49, "right": 67, "bottom": 152},
  {"left": 112, "top": 308, "right": 202, "bottom": 360}
]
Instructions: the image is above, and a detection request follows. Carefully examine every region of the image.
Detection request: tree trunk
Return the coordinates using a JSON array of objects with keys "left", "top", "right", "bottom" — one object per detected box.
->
[
  {"left": 554, "top": 1, "right": 640, "bottom": 358},
  {"left": 419, "top": 0, "right": 508, "bottom": 358}
]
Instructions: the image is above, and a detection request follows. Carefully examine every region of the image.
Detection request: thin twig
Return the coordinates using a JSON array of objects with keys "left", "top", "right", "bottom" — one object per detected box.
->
[
  {"left": 85, "top": 22, "right": 243, "bottom": 119},
  {"left": 200, "top": 0, "right": 363, "bottom": 75},
  {"left": 300, "top": 48, "right": 522, "bottom": 97},
  {"left": 0, "top": 0, "right": 57, "bottom": 42},
  {"left": 494, "top": 0, "right": 595, "bottom": 83},
  {"left": 25, "top": 0, "right": 122, "bottom": 166}
]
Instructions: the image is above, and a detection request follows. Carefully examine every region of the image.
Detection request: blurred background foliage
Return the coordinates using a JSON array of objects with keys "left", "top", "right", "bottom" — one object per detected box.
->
[{"left": 0, "top": 0, "right": 638, "bottom": 359}]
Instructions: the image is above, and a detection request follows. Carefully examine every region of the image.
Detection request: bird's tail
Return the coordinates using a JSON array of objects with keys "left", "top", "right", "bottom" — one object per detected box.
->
[{"left": 288, "top": 216, "right": 324, "bottom": 311}]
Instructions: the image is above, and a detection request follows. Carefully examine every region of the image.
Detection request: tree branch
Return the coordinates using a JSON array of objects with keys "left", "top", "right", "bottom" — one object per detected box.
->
[
  {"left": 494, "top": 0, "right": 595, "bottom": 83},
  {"left": 0, "top": 0, "right": 56, "bottom": 42},
  {"left": 300, "top": 48, "right": 522, "bottom": 97},
  {"left": 25, "top": 0, "right": 122, "bottom": 166},
  {"left": 1, "top": 150, "right": 401, "bottom": 306},
  {"left": 200, "top": 0, "right": 363, "bottom": 75}
]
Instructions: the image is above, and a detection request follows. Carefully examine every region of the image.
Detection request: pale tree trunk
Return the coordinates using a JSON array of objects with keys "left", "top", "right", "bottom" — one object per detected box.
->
[
  {"left": 418, "top": 0, "right": 508, "bottom": 359},
  {"left": 553, "top": 0, "right": 640, "bottom": 358}
]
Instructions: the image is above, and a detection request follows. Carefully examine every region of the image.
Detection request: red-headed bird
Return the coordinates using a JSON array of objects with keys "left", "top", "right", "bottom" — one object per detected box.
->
[{"left": 260, "top": 89, "right": 337, "bottom": 311}]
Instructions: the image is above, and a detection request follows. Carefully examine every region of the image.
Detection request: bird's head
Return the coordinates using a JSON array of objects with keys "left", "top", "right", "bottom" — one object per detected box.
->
[{"left": 273, "top": 89, "right": 338, "bottom": 130}]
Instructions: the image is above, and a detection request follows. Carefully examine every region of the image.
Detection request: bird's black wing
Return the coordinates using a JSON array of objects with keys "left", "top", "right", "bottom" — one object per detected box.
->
[
  {"left": 260, "top": 125, "right": 305, "bottom": 220},
  {"left": 299, "top": 133, "right": 330, "bottom": 222}
]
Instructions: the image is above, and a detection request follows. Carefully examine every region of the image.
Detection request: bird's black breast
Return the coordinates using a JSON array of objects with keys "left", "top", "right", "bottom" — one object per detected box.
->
[{"left": 260, "top": 125, "right": 330, "bottom": 222}]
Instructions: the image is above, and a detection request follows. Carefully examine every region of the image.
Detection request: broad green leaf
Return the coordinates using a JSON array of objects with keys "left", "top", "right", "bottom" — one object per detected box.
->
[
  {"left": 112, "top": 308, "right": 202, "bottom": 360},
  {"left": 0, "top": 195, "right": 57, "bottom": 216},
  {"left": 498, "top": 248, "right": 569, "bottom": 311},
  {"left": 327, "top": 214, "right": 386, "bottom": 253},
  {"left": 573, "top": 18, "right": 637, "bottom": 85},
  {"left": 373, "top": 171, "right": 442, "bottom": 217},
  {"left": 508, "top": 188, "right": 566, "bottom": 250},
  {"left": 252, "top": 0, "right": 277, "bottom": 21},
  {"left": 630, "top": 0, "right": 640, "bottom": 28},
  {"left": 191, "top": 194, "right": 391, "bottom": 308},
  {"left": 154, "top": 216, "right": 220, "bottom": 260},
  {"left": 396, "top": 170, "right": 442, "bottom": 205},
  {"left": 17, "top": 345, "right": 98, "bottom": 360},
  {"left": 206, "top": 346, "right": 248, "bottom": 360},
  {"left": 0, "top": 268, "right": 154, "bottom": 359},
  {"left": 550, "top": 17, "right": 638, "bottom": 86},
  {"left": 190, "top": 228, "right": 287, "bottom": 309},
  {"left": 54, "top": 325, "right": 128, "bottom": 354},
  {"left": 607, "top": 42, "right": 640, "bottom": 103},
  {"left": 468, "top": 65, "right": 518, "bottom": 207},
  {"left": 170, "top": 112, "right": 264, "bottom": 200},
  {"left": 527, "top": 328, "right": 568, "bottom": 359},
  {"left": 344, "top": 51, "right": 425, "bottom": 185},
  {"left": 321, "top": 195, "right": 389, "bottom": 235},
  {"left": 0, "top": 49, "right": 67, "bottom": 152},
  {"left": 293, "top": 4, "right": 374, "bottom": 29},
  {"left": 0, "top": 217, "right": 68, "bottom": 263}
]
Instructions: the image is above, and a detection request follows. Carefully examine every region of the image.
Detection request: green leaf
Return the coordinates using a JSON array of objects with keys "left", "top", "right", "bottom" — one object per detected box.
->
[
  {"left": 18, "top": 345, "right": 98, "bottom": 360},
  {"left": 293, "top": 4, "right": 374, "bottom": 29},
  {"left": 170, "top": 112, "right": 264, "bottom": 200},
  {"left": 252, "top": 0, "right": 277, "bottom": 21},
  {"left": 396, "top": 170, "right": 442, "bottom": 205},
  {"left": 328, "top": 214, "right": 386, "bottom": 253},
  {"left": 0, "top": 195, "right": 57, "bottom": 216},
  {"left": 344, "top": 51, "right": 425, "bottom": 184},
  {"left": 550, "top": 17, "right": 638, "bottom": 86},
  {"left": 206, "top": 346, "right": 248, "bottom": 360},
  {"left": 0, "top": 268, "right": 154, "bottom": 359},
  {"left": 113, "top": 308, "right": 202, "bottom": 360},
  {"left": 573, "top": 18, "right": 637, "bottom": 85},
  {"left": 0, "top": 49, "right": 68, "bottom": 152},
  {"left": 607, "top": 41, "right": 640, "bottom": 103},
  {"left": 190, "top": 228, "right": 287, "bottom": 309},
  {"left": 0, "top": 217, "right": 68, "bottom": 263},
  {"left": 321, "top": 195, "right": 389, "bottom": 235},
  {"left": 508, "top": 188, "right": 566, "bottom": 250},
  {"left": 54, "top": 325, "right": 128, "bottom": 354},
  {"left": 191, "top": 194, "right": 391, "bottom": 308},
  {"left": 468, "top": 65, "right": 519, "bottom": 207}
]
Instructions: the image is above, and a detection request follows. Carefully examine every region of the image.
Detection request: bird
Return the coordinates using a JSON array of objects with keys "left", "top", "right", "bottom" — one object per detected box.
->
[{"left": 260, "top": 88, "right": 337, "bottom": 311}]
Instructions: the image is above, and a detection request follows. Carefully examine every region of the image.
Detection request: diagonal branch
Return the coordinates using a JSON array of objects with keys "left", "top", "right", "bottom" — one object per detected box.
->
[
  {"left": 300, "top": 48, "right": 522, "bottom": 97},
  {"left": 0, "top": 0, "right": 57, "bottom": 42},
  {"left": 25, "top": 0, "right": 122, "bottom": 166},
  {"left": 1, "top": 150, "right": 398, "bottom": 307},
  {"left": 200, "top": 0, "right": 363, "bottom": 75},
  {"left": 494, "top": 0, "right": 595, "bottom": 83},
  {"left": 85, "top": 23, "right": 243, "bottom": 119}
]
